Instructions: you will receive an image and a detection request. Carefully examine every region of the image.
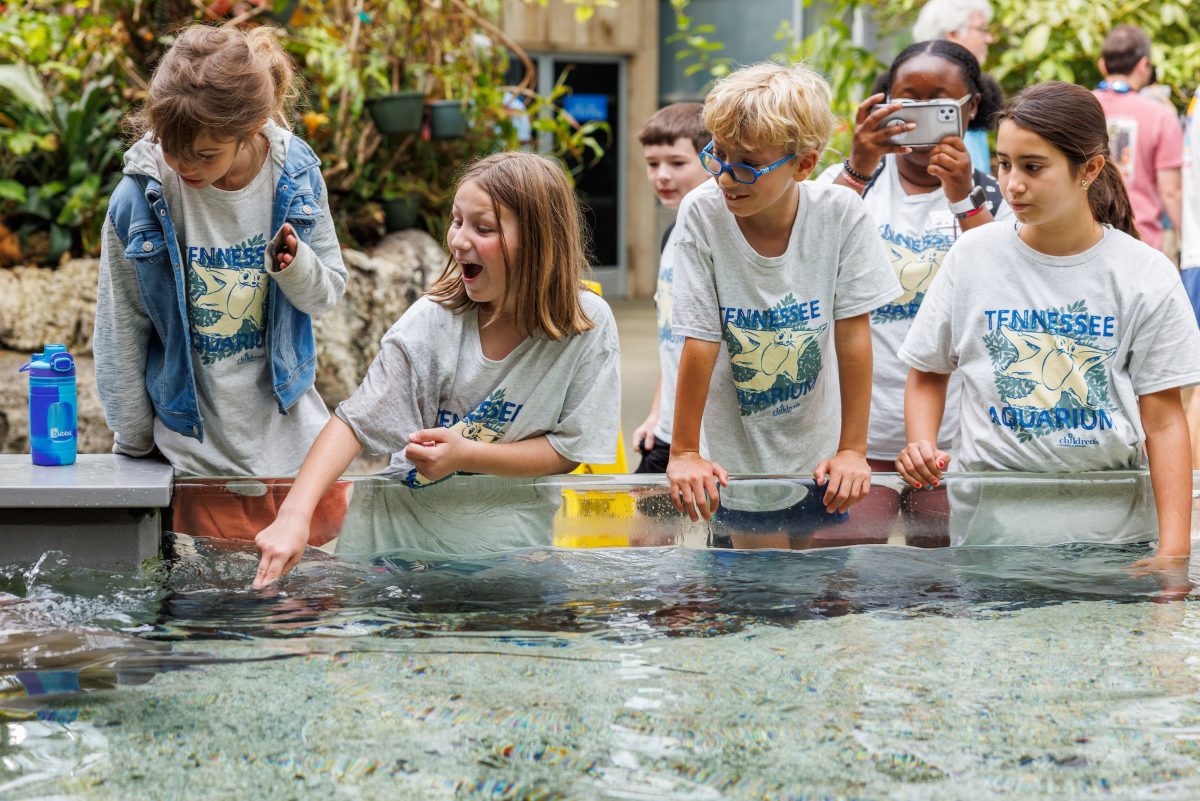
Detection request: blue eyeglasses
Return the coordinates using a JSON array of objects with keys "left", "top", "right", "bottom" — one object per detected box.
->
[{"left": 699, "top": 142, "right": 797, "bottom": 185}]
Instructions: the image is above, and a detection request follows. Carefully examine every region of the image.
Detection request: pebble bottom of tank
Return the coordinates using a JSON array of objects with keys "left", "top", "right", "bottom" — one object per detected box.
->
[{"left": 1, "top": 541, "right": 1200, "bottom": 800}]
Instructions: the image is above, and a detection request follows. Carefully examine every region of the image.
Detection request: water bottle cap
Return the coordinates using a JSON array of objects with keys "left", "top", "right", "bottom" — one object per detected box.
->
[
  {"left": 50, "top": 353, "right": 74, "bottom": 372},
  {"left": 43, "top": 345, "right": 67, "bottom": 357}
]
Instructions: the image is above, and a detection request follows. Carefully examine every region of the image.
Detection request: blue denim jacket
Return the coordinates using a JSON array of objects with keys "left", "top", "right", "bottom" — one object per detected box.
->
[{"left": 104, "top": 135, "right": 337, "bottom": 442}]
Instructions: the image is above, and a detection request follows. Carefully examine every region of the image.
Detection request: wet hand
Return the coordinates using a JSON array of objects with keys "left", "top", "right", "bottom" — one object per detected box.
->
[
  {"left": 848, "top": 93, "right": 915, "bottom": 178},
  {"left": 253, "top": 513, "right": 310, "bottom": 589},
  {"left": 927, "top": 136, "right": 974, "bottom": 202},
  {"left": 895, "top": 441, "right": 949, "bottom": 490},
  {"left": 405, "top": 427, "right": 467, "bottom": 482},
  {"left": 666, "top": 451, "right": 728, "bottom": 522},
  {"left": 813, "top": 450, "right": 871, "bottom": 514},
  {"left": 274, "top": 223, "right": 298, "bottom": 271},
  {"left": 1127, "top": 553, "right": 1193, "bottom": 603}
]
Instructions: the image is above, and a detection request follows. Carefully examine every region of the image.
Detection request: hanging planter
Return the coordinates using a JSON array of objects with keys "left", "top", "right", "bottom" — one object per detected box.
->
[
  {"left": 382, "top": 195, "right": 421, "bottom": 232},
  {"left": 428, "top": 100, "right": 468, "bottom": 140},
  {"left": 366, "top": 92, "right": 426, "bottom": 135}
]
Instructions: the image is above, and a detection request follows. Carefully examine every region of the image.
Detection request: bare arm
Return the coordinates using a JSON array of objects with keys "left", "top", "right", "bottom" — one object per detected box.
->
[
  {"left": 1157, "top": 168, "right": 1183, "bottom": 235},
  {"left": 833, "top": 314, "right": 871, "bottom": 456},
  {"left": 464, "top": 436, "right": 578, "bottom": 476},
  {"left": 405, "top": 432, "right": 577, "bottom": 480},
  {"left": 896, "top": 368, "right": 951, "bottom": 489},
  {"left": 1139, "top": 387, "right": 1192, "bottom": 558},
  {"left": 633, "top": 372, "right": 664, "bottom": 451},
  {"left": 253, "top": 415, "right": 363, "bottom": 587},
  {"left": 670, "top": 338, "right": 719, "bottom": 455},
  {"left": 813, "top": 314, "right": 874, "bottom": 512},
  {"left": 667, "top": 337, "right": 727, "bottom": 520}
]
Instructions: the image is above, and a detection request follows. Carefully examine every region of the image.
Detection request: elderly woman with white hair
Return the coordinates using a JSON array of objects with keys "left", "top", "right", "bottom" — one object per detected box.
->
[
  {"left": 912, "top": 0, "right": 998, "bottom": 171},
  {"left": 912, "top": 0, "right": 994, "bottom": 64}
]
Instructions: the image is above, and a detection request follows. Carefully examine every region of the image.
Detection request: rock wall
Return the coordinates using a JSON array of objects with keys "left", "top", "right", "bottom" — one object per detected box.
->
[{"left": 0, "top": 230, "right": 442, "bottom": 456}]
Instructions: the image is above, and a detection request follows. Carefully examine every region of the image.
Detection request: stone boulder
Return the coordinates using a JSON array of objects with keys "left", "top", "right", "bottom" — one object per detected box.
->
[
  {"left": 313, "top": 230, "right": 444, "bottom": 406},
  {"left": 0, "top": 230, "right": 442, "bottom": 455},
  {"left": 0, "top": 259, "right": 99, "bottom": 356}
]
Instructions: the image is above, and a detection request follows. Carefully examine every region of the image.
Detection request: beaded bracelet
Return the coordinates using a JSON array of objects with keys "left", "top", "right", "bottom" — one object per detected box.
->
[
  {"left": 842, "top": 159, "right": 873, "bottom": 184},
  {"left": 841, "top": 168, "right": 865, "bottom": 192}
]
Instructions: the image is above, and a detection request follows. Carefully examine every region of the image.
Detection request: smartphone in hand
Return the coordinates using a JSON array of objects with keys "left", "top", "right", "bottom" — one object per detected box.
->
[{"left": 871, "top": 99, "right": 965, "bottom": 147}]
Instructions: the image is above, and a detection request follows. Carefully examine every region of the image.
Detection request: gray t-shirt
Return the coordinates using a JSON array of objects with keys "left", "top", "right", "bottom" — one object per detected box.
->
[
  {"left": 336, "top": 291, "right": 621, "bottom": 485},
  {"left": 899, "top": 223, "right": 1200, "bottom": 472},
  {"left": 671, "top": 179, "right": 901, "bottom": 474},
  {"left": 857, "top": 158, "right": 1012, "bottom": 461},
  {"left": 652, "top": 224, "right": 684, "bottom": 445},
  {"left": 151, "top": 125, "right": 329, "bottom": 475}
]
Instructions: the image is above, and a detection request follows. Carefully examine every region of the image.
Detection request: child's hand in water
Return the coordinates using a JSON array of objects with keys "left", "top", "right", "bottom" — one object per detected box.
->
[
  {"left": 1128, "top": 553, "right": 1193, "bottom": 602},
  {"left": 253, "top": 512, "right": 311, "bottom": 589},
  {"left": 273, "top": 223, "right": 298, "bottom": 270},
  {"left": 666, "top": 451, "right": 728, "bottom": 522},
  {"left": 895, "top": 440, "right": 950, "bottom": 490},
  {"left": 405, "top": 428, "right": 469, "bottom": 482},
  {"left": 813, "top": 450, "right": 871, "bottom": 514}
]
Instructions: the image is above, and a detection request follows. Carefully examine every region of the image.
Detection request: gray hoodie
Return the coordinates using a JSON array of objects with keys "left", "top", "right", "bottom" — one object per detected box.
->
[{"left": 94, "top": 122, "right": 346, "bottom": 475}]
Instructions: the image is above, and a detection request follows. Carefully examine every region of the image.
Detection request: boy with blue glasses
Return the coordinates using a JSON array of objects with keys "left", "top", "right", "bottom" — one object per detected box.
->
[{"left": 667, "top": 62, "right": 900, "bottom": 525}]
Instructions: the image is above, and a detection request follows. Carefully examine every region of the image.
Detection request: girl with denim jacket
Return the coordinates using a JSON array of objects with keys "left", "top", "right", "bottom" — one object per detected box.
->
[{"left": 94, "top": 24, "right": 347, "bottom": 476}]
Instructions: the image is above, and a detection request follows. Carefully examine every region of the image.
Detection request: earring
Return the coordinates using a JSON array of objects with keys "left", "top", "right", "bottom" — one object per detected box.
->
[{"left": 1081, "top": 181, "right": 1089, "bottom": 189}]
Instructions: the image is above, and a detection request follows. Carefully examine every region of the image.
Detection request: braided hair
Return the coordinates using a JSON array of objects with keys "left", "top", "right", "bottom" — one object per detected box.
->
[{"left": 871, "top": 40, "right": 1004, "bottom": 132}]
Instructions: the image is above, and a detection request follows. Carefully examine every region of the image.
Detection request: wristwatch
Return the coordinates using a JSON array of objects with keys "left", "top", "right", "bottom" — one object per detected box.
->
[{"left": 948, "top": 185, "right": 987, "bottom": 220}]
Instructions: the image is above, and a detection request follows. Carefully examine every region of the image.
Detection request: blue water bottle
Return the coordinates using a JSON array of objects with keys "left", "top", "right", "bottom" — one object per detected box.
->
[{"left": 20, "top": 344, "right": 77, "bottom": 466}]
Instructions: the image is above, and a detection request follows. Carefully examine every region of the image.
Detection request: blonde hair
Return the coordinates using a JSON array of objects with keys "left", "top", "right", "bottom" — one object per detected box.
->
[
  {"left": 702, "top": 62, "right": 835, "bottom": 157},
  {"left": 128, "top": 24, "right": 301, "bottom": 159},
  {"left": 427, "top": 152, "right": 595, "bottom": 341}
]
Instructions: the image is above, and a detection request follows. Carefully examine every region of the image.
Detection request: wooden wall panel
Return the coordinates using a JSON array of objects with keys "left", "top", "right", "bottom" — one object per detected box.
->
[{"left": 500, "top": 0, "right": 661, "bottom": 297}]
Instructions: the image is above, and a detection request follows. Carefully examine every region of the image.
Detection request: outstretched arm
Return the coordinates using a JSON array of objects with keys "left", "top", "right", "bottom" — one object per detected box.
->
[
  {"left": 253, "top": 415, "right": 363, "bottom": 588},
  {"left": 1139, "top": 387, "right": 1192, "bottom": 560}
]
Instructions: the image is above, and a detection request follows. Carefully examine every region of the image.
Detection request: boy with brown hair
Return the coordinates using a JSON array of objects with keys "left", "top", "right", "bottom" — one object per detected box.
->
[{"left": 632, "top": 102, "right": 712, "bottom": 472}]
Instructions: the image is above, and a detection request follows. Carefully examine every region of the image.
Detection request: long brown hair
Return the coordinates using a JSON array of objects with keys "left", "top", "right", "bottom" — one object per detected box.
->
[
  {"left": 127, "top": 24, "right": 301, "bottom": 159},
  {"left": 427, "top": 152, "right": 595, "bottom": 340},
  {"left": 995, "top": 81, "right": 1138, "bottom": 239}
]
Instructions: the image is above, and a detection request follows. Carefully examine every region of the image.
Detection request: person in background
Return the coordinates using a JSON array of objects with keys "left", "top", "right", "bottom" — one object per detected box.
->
[
  {"left": 1093, "top": 24, "right": 1183, "bottom": 254},
  {"left": 631, "top": 103, "right": 711, "bottom": 473},
  {"left": 827, "top": 40, "right": 1010, "bottom": 486},
  {"left": 911, "top": 0, "right": 998, "bottom": 173}
]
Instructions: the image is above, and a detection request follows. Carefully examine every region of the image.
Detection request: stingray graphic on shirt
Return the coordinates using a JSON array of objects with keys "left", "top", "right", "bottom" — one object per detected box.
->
[
  {"left": 997, "top": 326, "right": 1115, "bottom": 410},
  {"left": 191, "top": 262, "right": 266, "bottom": 335},
  {"left": 405, "top": 388, "right": 512, "bottom": 487},
  {"left": 185, "top": 234, "right": 270, "bottom": 364},
  {"left": 871, "top": 227, "right": 955, "bottom": 323},
  {"left": 726, "top": 321, "right": 826, "bottom": 394}
]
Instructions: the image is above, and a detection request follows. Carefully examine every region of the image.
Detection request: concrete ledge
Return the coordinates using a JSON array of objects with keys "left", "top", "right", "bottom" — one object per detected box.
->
[{"left": 0, "top": 454, "right": 173, "bottom": 508}]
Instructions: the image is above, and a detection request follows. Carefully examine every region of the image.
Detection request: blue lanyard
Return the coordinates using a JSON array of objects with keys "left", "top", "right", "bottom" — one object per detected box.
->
[{"left": 1097, "top": 80, "right": 1132, "bottom": 93}]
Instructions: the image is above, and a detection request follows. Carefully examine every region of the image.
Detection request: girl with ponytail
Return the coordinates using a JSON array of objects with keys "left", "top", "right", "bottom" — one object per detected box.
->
[
  {"left": 96, "top": 23, "right": 347, "bottom": 479},
  {"left": 894, "top": 81, "right": 1200, "bottom": 574}
]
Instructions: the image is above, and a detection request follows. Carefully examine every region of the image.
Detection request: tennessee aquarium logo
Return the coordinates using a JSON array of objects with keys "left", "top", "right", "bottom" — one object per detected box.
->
[
  {"left": 720, "top": 293, "right": 826, "bottom": 417},
  {"left": 982, "top": 300, "right": 1117, "bottom": 444}
]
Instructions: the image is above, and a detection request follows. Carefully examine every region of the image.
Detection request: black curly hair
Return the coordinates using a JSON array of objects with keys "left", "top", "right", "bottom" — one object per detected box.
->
[{"left": 871, "top": 40, "right": 1004, "bottom": 132}]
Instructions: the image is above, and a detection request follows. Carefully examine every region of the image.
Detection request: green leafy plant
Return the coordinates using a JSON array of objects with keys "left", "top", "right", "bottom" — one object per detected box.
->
[
  {"left": 0, "top": 7, "right": 128, "bottom": 264},
  {"left": 668, "top": 0, "right": 1200, "bottom": 174}
]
